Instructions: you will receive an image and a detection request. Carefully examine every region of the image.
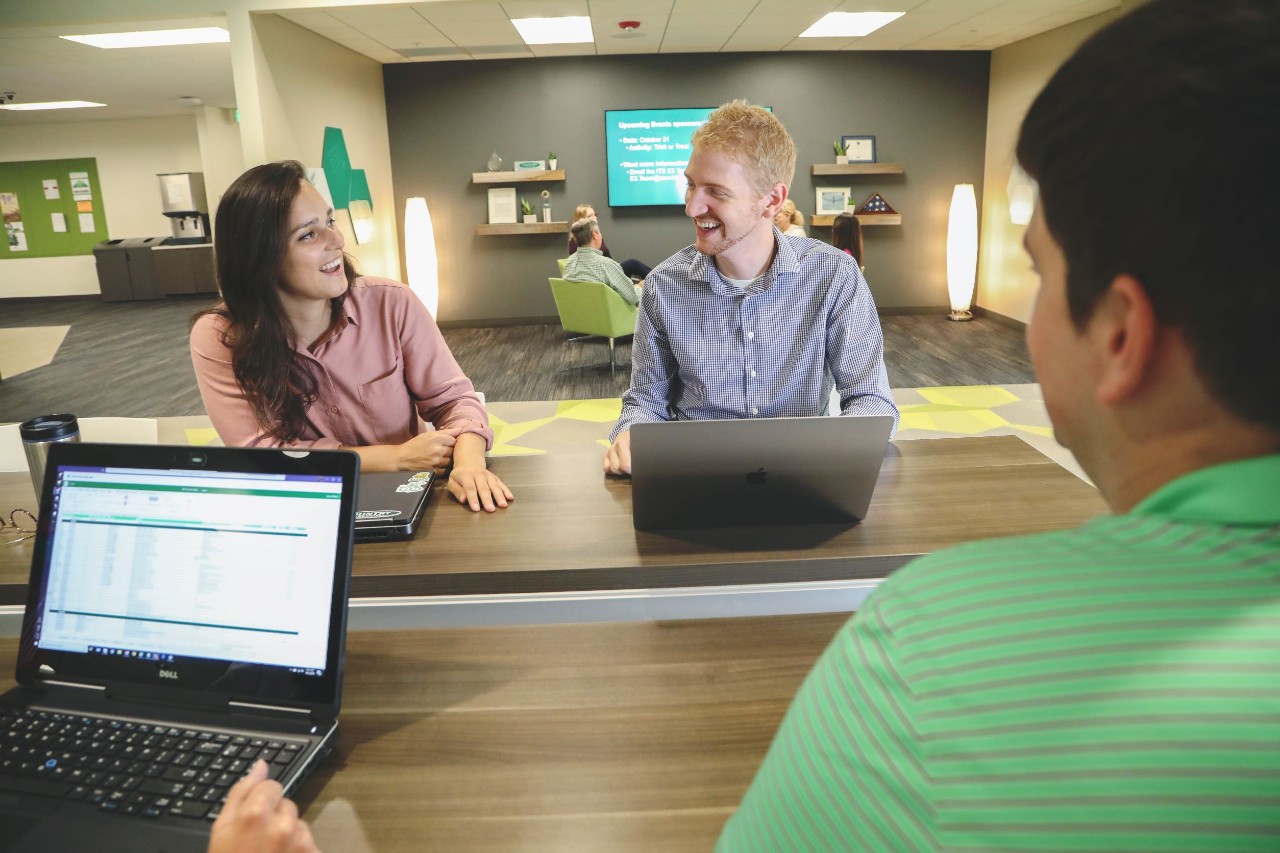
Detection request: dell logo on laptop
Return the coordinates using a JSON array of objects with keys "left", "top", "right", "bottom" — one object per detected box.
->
[
  {"left": 158, "top": 669, "right": 179, "bottom": 680},
  {"left": 746, "top": 467, "right": 768, "bottom": 485}
]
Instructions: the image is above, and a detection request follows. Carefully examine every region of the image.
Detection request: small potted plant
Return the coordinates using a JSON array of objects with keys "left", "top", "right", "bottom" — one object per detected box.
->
[
  {"left": 520, "top": 197, "right": 537, "bottom": 224},
  {"left": 833, "top": 139, "right": 848, "bottom": 165},
  {"left": 548, "top": 151, "right": 558, "bottom": 170}
]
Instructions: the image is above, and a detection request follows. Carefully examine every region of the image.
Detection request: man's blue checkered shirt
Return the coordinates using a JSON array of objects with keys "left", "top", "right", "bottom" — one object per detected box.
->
[{"left": 611, "top": 230, "right": 899, "bottom": 440}]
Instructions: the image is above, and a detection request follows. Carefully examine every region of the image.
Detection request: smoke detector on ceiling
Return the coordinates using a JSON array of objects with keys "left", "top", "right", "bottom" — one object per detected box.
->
[
  {"left": 177, "top": 95, "right": 203, "bottom": 107},
  {"left": 613, "top": 20, "right": 645, "bottom": 39}
]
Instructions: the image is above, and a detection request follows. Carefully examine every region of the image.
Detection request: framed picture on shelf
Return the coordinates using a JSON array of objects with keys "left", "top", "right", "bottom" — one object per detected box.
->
[
  {"left": 815, "top": 187, "right": 851, "bottom": 215},
  {"left": 487, "top": 187, "right": 517, "bottom": 224},
  {"left": 840, "top": 135, "right": 876, "bottom": 164}
]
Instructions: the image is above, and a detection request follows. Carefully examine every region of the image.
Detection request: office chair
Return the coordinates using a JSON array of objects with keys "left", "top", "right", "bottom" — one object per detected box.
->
[{"left": 547, "top": 277, "right": 638, "bottom": 369}]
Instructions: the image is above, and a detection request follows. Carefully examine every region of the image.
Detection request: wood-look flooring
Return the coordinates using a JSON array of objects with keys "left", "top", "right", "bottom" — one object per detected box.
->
[{"left": 0, "top": 295, "right": 1032, "bottom": 423}]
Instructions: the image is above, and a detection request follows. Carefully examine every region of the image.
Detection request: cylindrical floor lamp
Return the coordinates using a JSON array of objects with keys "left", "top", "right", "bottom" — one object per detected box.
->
[
  {"left": 404, "top": 196, "right": 439, "bottom": 318},
  {"left": 947, "top": 183, "right": 977, "bottom": 321}
]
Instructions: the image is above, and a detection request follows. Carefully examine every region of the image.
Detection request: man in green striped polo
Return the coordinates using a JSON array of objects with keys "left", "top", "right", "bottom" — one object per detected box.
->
[{"left": 717, "top": 0, "right": 1280, "bottom": 850}]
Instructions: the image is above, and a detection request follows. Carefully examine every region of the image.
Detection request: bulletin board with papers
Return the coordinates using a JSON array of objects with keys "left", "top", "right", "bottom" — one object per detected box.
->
[{"left": 0, "top": 157, "right": 108, "bottom": 259}]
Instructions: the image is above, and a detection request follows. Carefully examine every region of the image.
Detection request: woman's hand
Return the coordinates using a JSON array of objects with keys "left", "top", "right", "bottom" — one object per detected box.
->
[
  {"left": 395, "top": 430, "right": 458, "bottom": 475},
  {"left": 447, "top": 431, "right": 514, "bottom": 512}
]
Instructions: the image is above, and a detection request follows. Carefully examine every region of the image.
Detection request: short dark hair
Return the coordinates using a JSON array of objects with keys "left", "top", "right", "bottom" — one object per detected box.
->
[{"left": 1017, "top": 0, "right": 1280, "bottom": 429}]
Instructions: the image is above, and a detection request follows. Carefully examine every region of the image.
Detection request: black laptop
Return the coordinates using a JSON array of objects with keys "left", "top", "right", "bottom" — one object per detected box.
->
[
  {"left": 354, "top": 470, "right": 435, "bottom": 542},
  {"left": 0, "top": 442, "right": 359, "bottom": 853}
]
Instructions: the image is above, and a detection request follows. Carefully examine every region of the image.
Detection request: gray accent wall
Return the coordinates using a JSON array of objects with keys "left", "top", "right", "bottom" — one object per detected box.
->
[{"left": 385, "top": 51, "right": 989, "bottom": 323}]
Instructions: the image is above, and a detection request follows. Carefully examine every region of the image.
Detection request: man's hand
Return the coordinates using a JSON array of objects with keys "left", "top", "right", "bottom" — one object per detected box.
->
[
  {"left": 603, "top": 430, "right": 632, "bottom": 476},
  {"left": 396, "top": 430, "right": 457, "bottom": 475},
  {"left": 208, "top": 760, "right": 319, "bottom": 853}
]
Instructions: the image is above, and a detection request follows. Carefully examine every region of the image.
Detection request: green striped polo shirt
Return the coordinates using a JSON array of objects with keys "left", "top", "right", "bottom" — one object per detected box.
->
[{"left": 717, "top": 454, "right": 1280, "bottom": 852}]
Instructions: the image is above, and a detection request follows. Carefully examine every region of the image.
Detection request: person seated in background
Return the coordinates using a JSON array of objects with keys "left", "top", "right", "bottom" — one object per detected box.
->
[
  {"left": 562, "top": 217, "right": 641, "bottom": 306},
  {"left": 190, "top": 160, "right": 513, "bottom": 513},
  {"left": 567, "top": 202, "right": 652, "bottom": 281},
  {"left": 831, "top": 210, "right": 863, "bottom": 267},
  {"left": 772, "top": 198, "right": 805, "bottom": 236},
  {"left": 603, "top": 100, "right": 897, "bottom": 476},
  {"left": 716, "top": 1, "right": 1280, "bottom": 849}
]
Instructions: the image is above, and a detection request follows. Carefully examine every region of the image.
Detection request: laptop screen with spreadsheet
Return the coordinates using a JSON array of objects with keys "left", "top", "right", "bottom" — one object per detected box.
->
[
  {"left": 17, "top": 444, "right": 358, "bottom": 713},
  {"left": 35, "top": 466, "right": 342, "bottom": 672}
]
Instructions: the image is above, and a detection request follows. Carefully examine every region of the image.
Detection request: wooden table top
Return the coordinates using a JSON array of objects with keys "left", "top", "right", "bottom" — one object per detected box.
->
[
  {"left": 0, "top": 612, "right": 849, "bottom": 853},
  {"left": 0, "top": 436, "right": 1107, "bottom": 605}
]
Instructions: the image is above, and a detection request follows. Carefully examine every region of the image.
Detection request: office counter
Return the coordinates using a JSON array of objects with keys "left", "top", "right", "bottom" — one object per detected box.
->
[
  {"left": 0, "top": 612, "right": 849, "bottom": 852},
  {"left": 0, "top": 439, "right": 1107, "bottom": 848},
  {"left": 0, "top": 435, "right": 1106, "bottom": 607}
]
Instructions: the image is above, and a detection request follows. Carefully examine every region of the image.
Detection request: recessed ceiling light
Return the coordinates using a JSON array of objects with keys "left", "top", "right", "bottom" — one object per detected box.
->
[
  {"left": 799, "top": 12, "right": 905, "bottom": 38},
  {"left": 60, "top": 27, "right": 229, "bottom": 49},
  {"left": 511, "top": 16, "right": 593, "bottom": 45},
  {"left": 0, "top": 100, "right": 106, "bottom": 111}
]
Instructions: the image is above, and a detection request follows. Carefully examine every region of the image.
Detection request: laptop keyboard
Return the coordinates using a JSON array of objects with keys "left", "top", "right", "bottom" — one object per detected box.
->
[{"left": 0, "top": 707, "right": 307, "bottom": 822}]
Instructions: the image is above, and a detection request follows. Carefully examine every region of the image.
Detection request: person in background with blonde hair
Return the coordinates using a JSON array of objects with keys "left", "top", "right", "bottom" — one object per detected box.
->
[{"left": 773, "top": 198, "right": 805, "bottom": 236}]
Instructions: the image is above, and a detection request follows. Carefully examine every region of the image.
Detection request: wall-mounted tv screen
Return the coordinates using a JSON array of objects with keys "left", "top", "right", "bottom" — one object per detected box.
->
[{"left": 604, "top": 107, "right": 714, "bottom": 208}]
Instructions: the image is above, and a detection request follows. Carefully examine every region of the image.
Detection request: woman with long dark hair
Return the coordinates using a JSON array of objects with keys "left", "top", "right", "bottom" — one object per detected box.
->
[
  {"left": 191, "top": 160, "right": 511, "bottom": 512},
  {"left": 831, "top": 211, "right": 863, "bottom": 267}
]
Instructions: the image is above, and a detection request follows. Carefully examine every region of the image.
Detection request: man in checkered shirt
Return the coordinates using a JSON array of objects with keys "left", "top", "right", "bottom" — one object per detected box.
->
[{"left": 603, "top": 100, "right": 898, "bottom": 475}]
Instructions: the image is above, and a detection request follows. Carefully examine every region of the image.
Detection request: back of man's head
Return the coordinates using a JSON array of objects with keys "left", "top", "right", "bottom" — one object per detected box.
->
[
  {"left": 570, "top": 217, "right": 598, "bottom": 248},
  {"left": 1017, "top": 0, "right": 1280, "bottom": 430},
  {"left": 692, "top": 100, "right": 796, "bottom": 196}
]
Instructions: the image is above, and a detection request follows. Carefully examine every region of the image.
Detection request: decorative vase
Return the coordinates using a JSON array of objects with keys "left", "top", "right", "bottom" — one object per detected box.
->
[
  {"left": 542, "top": 205, "right": 552, "bottom": 223},
  {"left": 836, "top": 155, "right": 848, "bottom": 165},
  {"left": 487, "top": 152, "right": 502, "bottom": 171},
  {"left": 548, "top": 158, "right": 558, "bottom": 170},
  {"left": 522, "top": 214, "right": 537, "bottom": 224}
]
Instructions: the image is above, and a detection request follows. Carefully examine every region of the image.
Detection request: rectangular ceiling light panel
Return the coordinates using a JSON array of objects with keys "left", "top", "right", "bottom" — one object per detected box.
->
[
  {"left": 799, "top": 12, "right": 905, "bottom": 38},
  {"left": 61, "top": 27, "right": 230, "bottom": 49},
  {"left": 512, "top": 16, "right": 594, "bottom": 45}
]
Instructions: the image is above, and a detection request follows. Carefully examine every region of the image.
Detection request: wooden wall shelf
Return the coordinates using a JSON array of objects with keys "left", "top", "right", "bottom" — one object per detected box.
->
[
  {"left": 476, "top": 221, "right": 569, "bottom": 236},
  {"left": 811, "top": 214, "right": 901, "bottom": 227},
  {"left": 811, "top": 163, "right": 904, "bottom": 177},
  {"left": 472, "top": 169, "right": 566, "bottom": 184}
]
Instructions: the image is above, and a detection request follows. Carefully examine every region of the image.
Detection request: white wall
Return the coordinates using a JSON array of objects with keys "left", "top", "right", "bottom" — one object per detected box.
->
[
  {"left": 233, "top": 11, "right": 400, "bottom": 281},
  {"left": 195, "top": 105, "right": 246, "bottom": 215},
  {"left": 0, "top": 116, "right": 202, "bottom": 298},
  {"left": 977, "top": 9, "right": 1121, "bottom": 323}
]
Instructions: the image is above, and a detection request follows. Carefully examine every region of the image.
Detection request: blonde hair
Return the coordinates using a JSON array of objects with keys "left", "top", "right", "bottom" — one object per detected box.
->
[
  {"left": 692, "top": 100, "right": 796, "bottom": 195},
  {"left": 573, "top": 203, "right": 595, "bottom": 221},
  {"left": 778, "top": 198, "right": 804, "bottom": 227}
]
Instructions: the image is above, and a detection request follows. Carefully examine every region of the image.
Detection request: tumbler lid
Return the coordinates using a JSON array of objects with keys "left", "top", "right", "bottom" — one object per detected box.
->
[{"left": 19, "top": 413, "right": 79, "bottom": 441}]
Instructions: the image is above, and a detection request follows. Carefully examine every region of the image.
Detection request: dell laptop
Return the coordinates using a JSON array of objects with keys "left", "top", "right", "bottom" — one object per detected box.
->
[
  {"left": 0, "top": 442, "right": 359, "bottom": 853},
  {"left": 354, "top": 470, "right": 435, "bottom": 542},
  {"left": 630, "top": 415, "right": 895, "bottom": 530}
]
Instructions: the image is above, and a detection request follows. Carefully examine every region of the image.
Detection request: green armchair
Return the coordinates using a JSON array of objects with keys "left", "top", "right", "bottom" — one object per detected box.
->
[{"left": 548, "top": 277, "right": 639, "bottom": 368}]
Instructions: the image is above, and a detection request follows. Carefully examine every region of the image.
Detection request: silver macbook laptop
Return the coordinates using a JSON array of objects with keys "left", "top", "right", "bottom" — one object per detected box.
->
[
  {"left": 0, "top": 442, "right": 359, "bottom": 853},
  {"left": 630, "top": 415, "right": 894, "bottom": 530}
]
